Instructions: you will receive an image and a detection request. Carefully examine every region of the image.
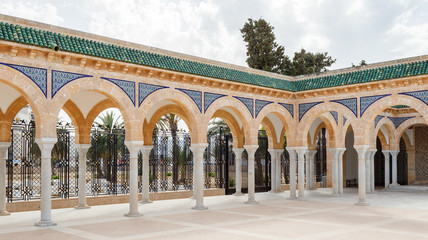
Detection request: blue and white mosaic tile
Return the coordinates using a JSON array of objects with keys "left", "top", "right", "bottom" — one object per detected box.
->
[
  {"left": 204, "top": 92, "right": 226, "bottom": 112},
  {"left": 255, "top": 99, "right": 273, "bottom": 118},
  {"left": 343, "top": 116, "right": 347, "bottom": 126},
  {"left": 330, "top": 111, "right": 338, "bottom": 124},
  {"left": 177, "top": 88, "right": 202, "bottom": 113},
  {"left": 330, "top": 98, "right": 357, "bottom": 117},
  {"left": 360, "top": 94, "right": 391, "bottom": 117},
  {"left": 52, "top": 70, "right": 92, "bottom": 98},
  {"left": 299, "top": 102, "right": 323, "bottom": 121},
  {"left": 1, "top": 63, "right": 47, "bottom": 97},
  {"left": 388, "top": 116, "right": 415, "bottom": 129},
  {"left": 234, "top": 96, "right": 254, "bottom": 117},
  {"left": 278, "top": 103, "right": 294, "bottom": 118},
  {"left": 101, "top": 77, "right": 135, "bottom": 106},
  {"left": 374, "top": 115, "right": 384, "bottom": 128},
  {"left": 139, "top": 83, "right": 168, "bottom": 106},
  {"left": 399, "top": 90, "right": 428, "bottom": 106}
]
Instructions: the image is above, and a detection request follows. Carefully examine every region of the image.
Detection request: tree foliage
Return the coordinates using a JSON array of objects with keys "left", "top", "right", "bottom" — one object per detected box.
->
[{"left": 240, "top": 18, "right": 336, "bottom": 76}]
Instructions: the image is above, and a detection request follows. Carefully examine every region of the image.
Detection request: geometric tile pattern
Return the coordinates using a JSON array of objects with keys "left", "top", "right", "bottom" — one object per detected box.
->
[
  {"left": 278, "top": 103, "right": 294, "bottom": 118},
  {"left": 233, "top": 96, "right": 254, "bottom": 118},
  {"left": 387, "top": 116, "right": 415, "bottom": 129},
  {"left": 255, "top": 99, "right": 273, "bottom": 118},
  {"left": 51, "top": 70, "right": 92, "bottom": 98},
  {"left": 375, "top": 115, "right": 384, "bottom": 128},
  {"left": 343, "top": 116, "right": 347, "bottom": 126},
  {"left": 177, "top": 88, "right": 202, "bottom": 113},
  {"left": 204, "top": 92, "right": 226, "bottom": 113},
  {"left": 330, "top": 98, "right": 357, "bottom": 117},
  {"left": 0, "top": 63, "right": 47, "bottom": 97},
  {"left": 299, "top": 102, "right": 323, "bottom": 121},
  {"left": 399, "top": 90, "right": 428, "bottom": 106},
  {"left": 138, "top": 83, "right": 168, "bottom": 107},
  {"left": 330, "top": 111, "right": 338, "bottom": 125},
  {"left": 360, "top": 94, "right": 391, "bottom": 117},
  {"left": 101, "top": 77, "right": 136, "bottom": 106},
  {"left": 415, "top": 126, "right": 428, "bottom": 181}
]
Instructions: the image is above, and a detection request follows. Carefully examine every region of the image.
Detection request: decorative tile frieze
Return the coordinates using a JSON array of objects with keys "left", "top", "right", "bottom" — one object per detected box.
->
[
  {"left": 330, "top": 111, "right": 338, "bottom": 125},
  {"left": 52, "top": 70, "right": 92, "bottom": 98},
  {"left": 278, "top": 103, "right": 294, "bottom": 118},
  {"left": 343, "top": 116, "right": 347, "bottom": 126},
  {"left": 299, "top": 102, "right": 323, "bottom": 121},
  {"left": 234, "top": 96, "right": 254, "bottom": 118},
  {"left": 375, "top": 115, "right": 384, "bottom": 128},
  {"left": 330, "top": 98, "right": 357, "bottom": 117},
  {"left": 255, "top": 99, "right": 273, "bottom": 118},
  {"left": 1, "top": 63, "right": 47, "bottom": 97},
  {"left": 139, "top": 83, "right": 168, "bottom": 107},
  {"left": 360, "top": 94, "right": 391, "bottom": 117},
  {"left": 204, "top": 92, "right": 226, "bottom": 113},
  {"left": 101, "top": 77, "right": 135, "bottom": 106},
  {"left": 399, "top": 90, "right": 428, "bottom": 106},
  {"left": 388, "top": 116, "right": 415, "bottom": 129},
  {"left": 177, "top": 88, "right": 202, "bottom": 113}
]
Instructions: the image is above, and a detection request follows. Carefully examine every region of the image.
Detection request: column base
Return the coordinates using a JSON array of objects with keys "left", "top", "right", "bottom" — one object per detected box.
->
[
  {"left": 192, "top": 204, "right": 208, "bottom": 210},
  {"left": 298, "top": 197, "right": 307, "bottom": 201},
  {"left": 35, "top": 220, "right": 57, "bottom": 227},
  {"left": 74, "top": 204, "right": 90, "bottom": 209},
  {"left": 189, "top": 195, "right": 195, "bottom": 199},
  {"left": 287, "top": 196, "right": 297, "bottom": 200},
  {"left": 233, "top": 192, "right": 244, "bottom": 196},
  {"left": 124, "top": 211, "right": 143, "bottom": 217},
  {"left": 0, "top": 211, "right": 11, "bottom": 216},
  {"left": 389, "top": 183, "right": 400, "bottom": 187},
  {"left": 355, "top": 201, "right": 369, "bottom": 206},
  {"left": 140, "top": 199, "right": 153, "bottom": 204},
  {"left": 244, "top": 199, "right": 258, "bottom": 205}
]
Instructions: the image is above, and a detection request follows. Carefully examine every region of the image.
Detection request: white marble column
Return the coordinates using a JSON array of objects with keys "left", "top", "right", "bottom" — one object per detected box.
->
[
  {"left": 307, "top": 150, "right": 317, "bottom": 190},
  {"left": 233, "top": 148, "right": 244, "bottom": 196},
  {"left": 295, "top": 147, "right": 307, "bottom": 200},
  {"left": 191, "top": 143, "right": 208, "bottom": 209},
  {"left": 141, "top": 145, "right": 152, "bottom": 203},
  {"left": 275, "top": 149, "right": 282, "bottom": 192},
  {"left": 305, "top": 151, "right": 310, "bottom": 190},
  {"left": 329, "top": 148, "right": 339, "bottom": 196},
  {"left": 355, "top": 145, "right": 368, "bottom": 206},
  {"left": 337, "top": 148, "right": 346, "bottom": 195},
  {"left": 124, "top": 141, "right": 143, "bottom": 217},
  {"left": 35, "top": 138, "right": 57, "bottom": 227},
  {"left": 383, "top": 150, "right": 391, "bottom": 189},
  {"left": 286, "top": 147, "right": 297, "bottom": 199},
  {"left": 0, "top": 142, "right": 10, "bottom": 216},
  {"left": 74, "top": 144, "right": 90, "bottom": 209},
  {"left": 369, "top": 150, "right": 376, "bottom": 192},
  {"left": 244, "top": 145, "right": 258, "bottom": 204},
  {"left": 365, "top": 151, "right": 371, "bottom": 193},
  {"left": 390, "top": 150, "right": 400, "bottom": 186}
]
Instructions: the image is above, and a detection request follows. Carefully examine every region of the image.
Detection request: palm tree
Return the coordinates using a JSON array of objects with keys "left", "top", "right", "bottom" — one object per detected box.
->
[{"left": 95, "top": 111, "right": 124, "bottom": 133}]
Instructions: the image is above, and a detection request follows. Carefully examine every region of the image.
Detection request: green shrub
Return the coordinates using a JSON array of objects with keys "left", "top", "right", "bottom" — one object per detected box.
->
[
  {"left": 51, "top": 175, "right": 59, "bottom": 180},
  {"left": 208, "top": 171, "right": 215, "bottom": 178},
  {"left": 229, "top": 178, "right": 235, "bottom": 187},
  {"left": 167, "top": 172, "right": 172, "bottom": 177}
]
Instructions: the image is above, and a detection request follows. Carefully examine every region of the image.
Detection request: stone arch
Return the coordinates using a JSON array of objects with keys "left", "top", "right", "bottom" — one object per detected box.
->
[
  {"left": 395, "top": 117, "right": 426, "bottom": 149},
  {"left": 139, "top": 88, "right": 203, "bottom": 144},
  {"left": 204, "top": 96, "right": 257, "bottom": 145},
  {"left": 211, "top": 110, "right": 244, "bottom": 148},
  {"left": 255, "top": 103, "right": 295, "bottom": 148},
  {"left": 51, "top": 77, "right": 139, "bottom": 141},
  {"left": 373, "top": 118, "right": 396, "bottom": 149},
  {"left": 360, "top": 94, "right": 428, "bottom": 145},
  {"left": 0, "top": 65, "right": 49, "bottom": 138}
]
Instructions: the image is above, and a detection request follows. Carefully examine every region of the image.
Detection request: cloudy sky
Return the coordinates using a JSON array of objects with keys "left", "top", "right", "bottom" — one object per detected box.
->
[{"left": 1, "top": 0, "right": 428, "bottom": 70}]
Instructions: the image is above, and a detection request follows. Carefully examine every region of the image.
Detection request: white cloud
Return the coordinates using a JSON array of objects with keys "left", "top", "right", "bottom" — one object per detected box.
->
[{"left": 0, "top": 1, "right": 63, "bottom": 25}]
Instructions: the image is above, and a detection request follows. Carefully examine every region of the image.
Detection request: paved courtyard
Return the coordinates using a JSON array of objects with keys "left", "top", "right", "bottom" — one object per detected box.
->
[{"left": 1, "top": 188, "right": 428, "bottom": 240}]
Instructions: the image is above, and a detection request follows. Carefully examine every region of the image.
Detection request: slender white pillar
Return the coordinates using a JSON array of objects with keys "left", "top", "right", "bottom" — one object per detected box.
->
[
  {"left": 0, "top": 142, "right": 10, "bottom": 216},
  {"left": 191, "top": 143, "right": 208, "bottom": 209},
  {"left": 390, "top": 150, "right": 400, "bottom": 186},
  {"left": 305, "top": 151, "right": 310, "bottom": 190},
  {"left": 369, "top": 150, "right": 376, "bottom": 192},
  {"left": 286, "top": 147, "right": 297, "bottom": 199},
  {"left": 383, "top": 150, "right": 391, "bottom": 189},
  {"left": 329, "top": 148, "right": 339, "bottom": 195},
  {"left": 141, "top": 145, "right": 152, "bottom": 203},
  {"left": 233, "top": 148, "right": 244, "bottom": 196},
  {"left": 295, "top": 147, "right": 307, "bottom": 200},
  {"left": 124, "top": 141, "right": 143, "bottom": 217},
  {"left": 337, "top": 148, "right": 346, "bottom": 195},
  {"left": 355, "top": 146, "right": 368, "bottom": 206},
  {"left": 307, "top": 150, "right": 317, "bottom": 190},
  {"left": 74, "top": 144, "right": 90, "bottom": 209},
  {"left": 275, "top": 149, "right": 282, "bottom": 192},
  {"left": 35, "top": 138, "right": 57, "bottom": 227},
  {"left": 244, "top": 145, "right": 258, "bottom": 204},
  {"left": 365, "top": 151, "right": 371, "bottom": 193}
]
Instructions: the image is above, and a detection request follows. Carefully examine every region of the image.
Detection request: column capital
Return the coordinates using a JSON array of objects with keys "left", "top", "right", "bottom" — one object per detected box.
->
[
  {"left": 75, "top": 143, "right": 91, "bottom": 150},
  {"left": 190, "top": 143, "right": 208, "bottom": 157},
  {"left": 389, "top": 150, "right": 400, "bottom": 157},
  {"left": 294, "top": 146, "right": 308, "bottom": 155},
  {"left": 244, "top": 145, "right": 259, "bottom": 155},
  {"left": 125, "top": 141, "right": 143, "bottom": 158},
  {"left": 0, "top": 142, "right": 10, "bottom": 150},
  {"left": 35, "top": 137, "right": 57, "bottom": 149},
  {"left": 305, "top": 150, "right": 317, "bottom": 159},
  {"left": 354, "top": 145, "right": 369, "bottom": 159},
  {"left": 365, "top": 149, "right": 377, "bottom": 159},
  {"left": 141, "top": 145, "right": 152, "bottom": 156}
]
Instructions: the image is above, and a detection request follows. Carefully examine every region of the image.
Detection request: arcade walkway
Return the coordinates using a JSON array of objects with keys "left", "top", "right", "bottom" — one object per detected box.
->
[{"left": 1, "top": 189, "right": 428, "bottom": 240}]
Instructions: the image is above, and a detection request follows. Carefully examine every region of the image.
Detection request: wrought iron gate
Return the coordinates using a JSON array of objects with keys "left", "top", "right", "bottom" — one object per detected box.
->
[
  {"left": 397, "top": 137, "right": 408, "bottom": 185},
  {"left": 315, "top": 128, "right": 327, "bottom": 183},
  {"left": 281, "top": 137, "right": 289, "bottom": 185},
  {"left": 255, "top": 130, "right": 271, "bottom": 192},
  {"left": 149, "top": 129, "right": 193, "bottom": 192}
]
